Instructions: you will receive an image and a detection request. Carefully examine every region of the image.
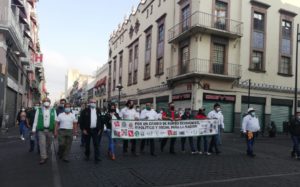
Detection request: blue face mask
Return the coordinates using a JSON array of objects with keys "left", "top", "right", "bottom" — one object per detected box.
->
[{"left": 65, "top": 108, "right": 71, "bottom": 113}]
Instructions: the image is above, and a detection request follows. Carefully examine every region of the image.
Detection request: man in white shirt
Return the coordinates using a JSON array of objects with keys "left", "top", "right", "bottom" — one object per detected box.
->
[
  {"left": 55, "top": 103, "right": 77, "bottom": 162},
  {"left": 119, "top": 99, "right": 139, "bottom": 156},
  {"left": 242, "top": 107, "right": 260, "bottom": 157},
  {"left": 207, "top": 103, "right": 224, "bottom": 145},
  {"left": 32, "top": 98, "right": 57, "bottom": 164},
  {"left": 207, "top": 103, "right": 223, "bottom": 155},
  {"left": 140, "top": 103, "right": 158, "bottom": 156}
]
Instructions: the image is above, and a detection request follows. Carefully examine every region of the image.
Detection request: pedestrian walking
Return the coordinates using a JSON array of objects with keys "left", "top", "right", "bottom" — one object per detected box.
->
[
  {"left": 160, "top": 102, "right": 181, "bottom": 154},
  {"left": 140, "top": 103, "right": 158, "bottom": 156},
  {"left": 207, "top": 103, "right": 224, "bottom": 145},
  {"left": 28, "top": 103, "right": 40, "bottom": 152},
  {"left": 16, "top": 107, "right": 29, "bottom": 141},
  {"left": 103, "top": 103, "right": 121, "bottom": 160},
  {"left": 56, "top": 99, "right": 67, "bottom": 115},
  {"left": 180, "top": 108, "right": 197, "bottom": 154},
  {"left": 289, "top": 111, "right": 300, "bottom": 159},
  {"left": 119, "top": 100, "right": 140, "bottom": 156},
  {"left": 54, "top": 103, "right": 77, "bottom": 163},
  {"left": 32, "top": 98, "right": 57, "bottom": 164},
  {"left": 195, "top": 107, "right": 211, "bottom": 155},
  {"left": 242, "top": 108, "right": 260, "bottom": 157},
  {"left": 80, "top": 99, "right": 103, "bottom": 163}
]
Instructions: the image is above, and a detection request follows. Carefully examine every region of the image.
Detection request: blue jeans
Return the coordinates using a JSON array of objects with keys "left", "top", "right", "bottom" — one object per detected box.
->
[
  {"left": 104, "top": 129, "right": 115, "bottom": 155},
  {"left": 291, "top": 135, "right": 300, "bottom": 157},
  {"left": 19, "top": 121, "right": 28, "bottom": 136},
  {"left": 246, "top": 133, "right": 255, "bottom": 155}
]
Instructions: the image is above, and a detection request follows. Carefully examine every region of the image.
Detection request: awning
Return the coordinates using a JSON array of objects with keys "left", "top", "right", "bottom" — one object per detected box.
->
[{"left": 94, "top": 76, "right": 107, "bottom": 88}]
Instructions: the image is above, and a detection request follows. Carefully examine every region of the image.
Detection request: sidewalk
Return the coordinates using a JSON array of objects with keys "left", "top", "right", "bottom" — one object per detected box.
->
[{"left": 0, "top": 127, "right": 55, "bottom": 187}]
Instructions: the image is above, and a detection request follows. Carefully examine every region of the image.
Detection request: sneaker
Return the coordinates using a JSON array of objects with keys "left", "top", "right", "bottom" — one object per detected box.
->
[
  {"left": 198, "top": 151, "right": 203, "bottom": 155},
  {"left": 20, "top": 135, "right": 25, "bottom": 141},
  {"left": 205, "top": 152, "right": 211, "bottom": 156},
  {"left": 191, "top": 151, "right": 198, "bottom": 155}
]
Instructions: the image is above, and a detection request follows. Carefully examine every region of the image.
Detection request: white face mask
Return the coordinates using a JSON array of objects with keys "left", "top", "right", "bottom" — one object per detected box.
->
[
  {"left": 44, "top": 102, "right": 50, "bottom": 107},
  {"left": 216, "top": 108, "right": 221, "bottom": 112},
  {"left": 251, "top": 112, "right": 256, "bottom": 117}
]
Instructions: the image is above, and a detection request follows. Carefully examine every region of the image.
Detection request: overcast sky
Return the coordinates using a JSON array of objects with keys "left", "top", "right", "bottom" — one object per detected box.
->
[{"left": 37, "top": 0, "right": 140, "bottom": 102}]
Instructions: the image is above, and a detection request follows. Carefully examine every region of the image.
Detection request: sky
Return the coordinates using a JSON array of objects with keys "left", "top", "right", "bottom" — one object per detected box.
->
[{"left": 37, "top": 0, "right": 140, "bottom": 102}]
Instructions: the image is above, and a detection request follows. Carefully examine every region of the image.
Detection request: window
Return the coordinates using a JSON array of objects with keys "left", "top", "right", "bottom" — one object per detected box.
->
[
  {"left": 119, "top": 52, "right": 123, "bottom": 84},
  {"left": 133, "top": 44, "right": 139, "bottom": 84},
  {"left": 144, "top": 28, "right": 152, "bottom": 80},
  {"left": 279, "top": 56, "right": 291, "bottom": 75},
  {"left": 250, "top": 8, "right": 266, "bottom": 72},
  {"left": 180, "top": 45, "right": 189, "bottom": 74},
  {"left": 213, "top": 43, "right": 225, "bottom": 74},
  {"left": 128, "top": 49, "right": 133, "bottom": 85},
  {"left": 250, "top": 51, "right": 263, "bottom": 71},
  {"left": 156, "top": 15, "right": 166, "bottom": 75},
  {"left": 182, "top": 5, "right": 190, "bottom": 32},
  {"left": 113, "top": 57, "right": 117, "bottom": 91},
  {"left": 214, "top": 0, "right": 228, "bottom": 30}
]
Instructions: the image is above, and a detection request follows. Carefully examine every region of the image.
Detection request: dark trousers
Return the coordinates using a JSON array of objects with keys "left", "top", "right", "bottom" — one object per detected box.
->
[
  {"left": 84, "top": 129, "right": 100, "bottom": 159},
  {"left": 208, "top": 135, "right": 219, "bottom": 153},
  {"left": 181, "top": 137, "right": 195, "bottom": 152},
  {"left": 246, "top": 133, "right": 255, "bottom": 155},
  {"left": 197, "top": 136, "right": 208, "bottom": 152},
  {"left": 161, "top": 138, "right": 176, "bottom": 153},
  {"left": 291, "top": 135, "right": 300, "bottom": 157},
  {"left": 123, "top": 139, "right": 136, "bottom": 153},
  {"left": 140, "top": 139, "right": 155, "bottom": 154}
]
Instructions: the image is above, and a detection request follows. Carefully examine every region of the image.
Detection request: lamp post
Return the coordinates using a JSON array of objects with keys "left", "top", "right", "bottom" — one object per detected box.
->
[
  {"left": 116, "top": 84, "right": 123, "bottom": 109},
  {"left": 295, "top": 24, "right": 300, "bottom": 115}
]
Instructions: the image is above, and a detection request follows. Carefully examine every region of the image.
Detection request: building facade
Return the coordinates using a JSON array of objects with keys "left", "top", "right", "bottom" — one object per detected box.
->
[
  {"left": 107, "top": 0, "right": 300, "bottom": 133},
  {"left": 93, "top": 64, "right": 109, "bottom": 108},
  {"left": 0, "top": 0, "right": 45, "bottom": 128}
]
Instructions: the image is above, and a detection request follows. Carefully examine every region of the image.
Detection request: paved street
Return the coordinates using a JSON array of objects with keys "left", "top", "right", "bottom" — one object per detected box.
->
[{"left": 1, "top": 129, "right": 300, "bottom": 187}]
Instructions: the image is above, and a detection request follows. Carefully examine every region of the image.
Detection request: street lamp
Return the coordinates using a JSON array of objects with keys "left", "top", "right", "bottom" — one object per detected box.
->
[
  {"left": 116, "top": 83, "right": 123, "bottom": 109},
  {"left": 294, "top": 24, "right": 300, "bottom": 115}
]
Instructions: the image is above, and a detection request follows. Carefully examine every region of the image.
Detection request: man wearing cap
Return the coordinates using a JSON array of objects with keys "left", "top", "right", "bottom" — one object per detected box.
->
[
  {"left": 242, "top": 108, "right": 260, "bottom": 157},
  {"left": 80, "top": 99, "right": 103, "bottom": 163},
  {"left": 32, "top": 98, "right": 58, "bottom": 164},
  {"left": 289, "top": 111, "right": 300, "bottom": 159}
]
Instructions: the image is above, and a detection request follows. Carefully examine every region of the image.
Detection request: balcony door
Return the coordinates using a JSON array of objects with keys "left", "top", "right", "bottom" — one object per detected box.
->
[
  {"left": 180, "top": 45, "right": 190, "bottom": 75},
  {"left": 181, "top": 5, "right": 191, "bottom": 32},
  {"left": 212, "top": 43, "right": 225, "bottom": 74},
  {"left": 214, "top": 0, "right": 228, "bottom": 30}
]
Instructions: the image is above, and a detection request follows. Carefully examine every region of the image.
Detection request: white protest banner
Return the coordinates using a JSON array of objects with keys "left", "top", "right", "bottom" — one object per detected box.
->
[{"left": 112, "top": 119, "right": 219, "bottom": 139}]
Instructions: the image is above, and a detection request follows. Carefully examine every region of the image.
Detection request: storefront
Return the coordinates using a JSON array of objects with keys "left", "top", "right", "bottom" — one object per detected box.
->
[
  {"left": 203, "top": 93, "right": 235, "bottom": 133},
  {"left": 271, "top": 98, "right": 292, "bottom": 132},
  {"left": 241, "top": 96, "right": 265, "bottom": 131},
  {"left": 172, "top": 93, "right": 192, "bottom": 111},
  {"left": 156, "top": 96, "right": 169, "bottom": 111},
  {"left": 5, "top": 88, "right": 17, "bottom": 128}
]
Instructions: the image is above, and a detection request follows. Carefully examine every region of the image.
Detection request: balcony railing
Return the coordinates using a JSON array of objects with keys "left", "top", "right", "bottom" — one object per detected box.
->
[
  {"left": 168, "top": 11, "right": 243, "bottom": 43},
  {"left": 0, "top": 7, "right": 25, "bottom": 55},
  {"left": 167, "top": 58, "right": 241, "bottom": 80}
]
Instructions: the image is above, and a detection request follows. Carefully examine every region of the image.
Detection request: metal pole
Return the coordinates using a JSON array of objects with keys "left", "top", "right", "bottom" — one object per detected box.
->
[
  {"left": 118, "top": 89, "right": 121, "bottom": 110},
  {"left": 248, "top": 79, "right": 251, "bottom": 109},
  {"left": 295, "top": 24, "right": 299, "bottom": 115}
]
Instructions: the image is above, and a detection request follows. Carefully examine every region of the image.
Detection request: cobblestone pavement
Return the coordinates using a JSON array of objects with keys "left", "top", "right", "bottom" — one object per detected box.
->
[{"left": 1, "top": 129, "right": 300, "bottom": 187}]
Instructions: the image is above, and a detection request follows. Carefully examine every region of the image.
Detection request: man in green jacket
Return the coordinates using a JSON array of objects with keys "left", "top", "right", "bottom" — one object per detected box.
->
[{"left": 32, "top": 98, "right": 57, "bottom": 164}]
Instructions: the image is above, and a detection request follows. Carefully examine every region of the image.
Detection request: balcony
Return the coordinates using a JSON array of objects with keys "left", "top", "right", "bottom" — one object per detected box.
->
[
  {"left": 166, "top": 58, "right": 241, "bottom": 82},
  {"left": 168, "top": 11, "right": 243, "bottom": 43},
  {"left": 0, "top": 7, "right": 26, "bottom": 56}
]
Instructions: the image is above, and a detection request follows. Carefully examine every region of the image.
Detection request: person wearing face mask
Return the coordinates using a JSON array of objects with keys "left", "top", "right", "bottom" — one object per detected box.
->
[
  {"left": 161, "top": 102, "right": 181, "bottom": 154},
  {"left": 80, "top": 99, "right": 103, "bottom": 163},
  {"left": 54, "top": 103, "right": 77, "bottom": 162},
  {"left": 32, "top": 98, "right": 58, "bottom": 164},
  {"left": 56, "top": 99, "right": 67, "bottom": 115},
  {"left": 242, "top": 108, "right": 260, "bottom": 157},
  {"left": 28, "top": 103, "right": 41, "bottom": 152},
  {"left": 16, "top": 107, "right": 29, "bottom": 140},
  {"left": 140, "top": 103, "right": 158, "bottom": 156},
  {"left": 103, "top": 103, "right": 121, "bottom": 160},
  {"left": 207, "top": 103, "right": 224, "bottom": 146},
  {"left": 119, "top": 99, "right": 140, "bottom": 156},
  {"left": 180, "top": 109, "right": 197, "bottom": 154}
]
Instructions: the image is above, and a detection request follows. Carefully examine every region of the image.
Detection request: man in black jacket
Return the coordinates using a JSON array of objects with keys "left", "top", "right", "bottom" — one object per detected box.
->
[
  {"left": 290, "top": 111, "right": 300, "bottom": 159},
  {"left": 80, "top": 99, "right": 103, "bottom": 163}
]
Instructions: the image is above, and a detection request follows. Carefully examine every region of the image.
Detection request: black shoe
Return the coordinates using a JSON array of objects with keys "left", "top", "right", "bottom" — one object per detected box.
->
[
  {"left": 62, "top": 159, "right": 70, "bottom": 163},
  {"left": 151, "top": 153, "right": 157, "bottom": 157},
  {"left": 84, "top": 156, "right": 90, "bottom": 161},
  {"left": 39, "top": 159, "right": 47, "bottom": 165},
  {"left": 247, "top": 153, "right": 256, "bottom": 157},
  {"left": 95, "top": 157, "right": 101, "bottom": 163},
  {"left": 169, "top": 151, "right": 176, "bottom": 155}
]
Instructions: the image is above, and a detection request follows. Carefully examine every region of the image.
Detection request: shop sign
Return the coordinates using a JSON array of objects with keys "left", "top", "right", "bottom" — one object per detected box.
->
[
  {"left": 172, "top": 93, "right": 192, "bottom": 101},
  {"left": 204, "top": 93, "right": 235, "bottom": 102}
]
